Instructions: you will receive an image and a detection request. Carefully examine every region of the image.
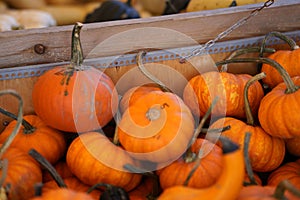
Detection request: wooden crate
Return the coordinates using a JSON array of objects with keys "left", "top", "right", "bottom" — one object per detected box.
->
[{"left": 0, "top": 0, "right": 299, "bottom": 131}]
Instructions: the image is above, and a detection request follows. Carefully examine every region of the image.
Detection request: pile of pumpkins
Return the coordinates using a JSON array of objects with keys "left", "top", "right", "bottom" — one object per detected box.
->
[{"left": 0, "top": 22, "right": 299, "bottom": 200}]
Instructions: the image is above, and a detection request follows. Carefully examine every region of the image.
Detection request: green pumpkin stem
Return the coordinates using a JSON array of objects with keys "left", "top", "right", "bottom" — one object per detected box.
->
[
  {"left": 260, "top": 31, "right": 299, "bottom": 59},
  {"left": 243, "top": 132, "right": 258, "bottom": 186},
  {"left": 136, "top": 51, "right": 172, "bottom": 93},
  {"left": 28, "top": 149, "right": 67, "bottom": 188},
  {"left": 215, "top": 57, "right": 299, "bottom": 94},
  {"left": 0, "top": 108, "right": 35, "bottom": 134},
  {"left": 272, "top": 180, "right": 300, "bottom": 199},
  {"left": 244, "top": 72, "right": 266, "bottom": 126},
  {"left": 0, "top": 90, "right": 23, "bottom": 159},
  {"left": 70, "top": 22, "right": 84, "bottom": 68},
  {"left": 220, "top": 47, "right": 276, "bottom": 72}
]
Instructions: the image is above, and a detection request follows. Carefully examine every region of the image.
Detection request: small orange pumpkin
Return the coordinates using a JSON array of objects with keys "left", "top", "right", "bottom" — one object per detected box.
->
[
  {"left": 261, "top": 31, "right": 300, "bottom": 88},
  {"left": 117, "top": 90, "right": 195, "bottom": 165},
  {"left": 285, "top": 137, "right": 300, "bottom": 157},
  {"left": 30, "top": 188, "right": 95, "bottom": 200},
  {"left": 32, "top": 22, "right": 118, "bottom": 133}
]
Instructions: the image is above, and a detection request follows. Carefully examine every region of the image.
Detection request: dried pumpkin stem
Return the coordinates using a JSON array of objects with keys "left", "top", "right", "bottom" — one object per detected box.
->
[
  {"left": 244, "top": 72, "right": 266, "bottom": 126},
  {"left": 259, "top": 31, "right": 299, "bottom": 58},
  {"left": 0, "top": 159, "right": 8, "bottom": 188},
  {"left": 215, "top": 57, "right": 299, "bottom": 94},
  {"left": 0, "top": 108, "right": 36, "bottom": 134},
  {"left": 87, "top": 183, "right": 129, "bottom": 199},
  {"left": 0, "top": 90, "right": 23, "bottom": 159},
  {"left": 272, "top": 180, "right": 300, "bottom": 199},
  {"left": 136, "top": 51, "right": 172, "bottom": 93},
  {"left": 243, "top": 132, "right": 257, "bottom": 186},
  {"left": 70, "top": 22, "right": 84, "bottom": 68},
  {"left": 220, "top": 47, "right": 275, "bottom": 72},
  {"left": 28, "top": 149, "right": 67, "bottom": 188}
]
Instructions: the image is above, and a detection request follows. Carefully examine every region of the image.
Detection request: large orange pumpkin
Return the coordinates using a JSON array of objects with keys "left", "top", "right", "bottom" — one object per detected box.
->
[
  {"left": 260, "top": 31, "right": 300, "bottom": 88},
  {"left": 210, "top": 73, "right": 285, "bottom": 172},
  {"left": 0, "top": 114, "right": 66, "bottom": 164},
  {"left": 117, "top": 90, "right": 195, "bottom": 166},
  {"left": 183, "top": 71, "right": 264, "bottom": 119},
  {"left": 32, "top": 22, "right": 118, "bottom": 133},
  {"left": 66, "top": 131, "right": 142, "bottom": 191}
]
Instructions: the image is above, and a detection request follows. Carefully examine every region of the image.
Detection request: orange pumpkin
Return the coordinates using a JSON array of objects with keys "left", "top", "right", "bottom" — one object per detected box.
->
[
  {"left": 32, "top": 22, "right": 118, "bottom": 133},
  {"left": 158, "top": 138, "right": 223, "bottom": 189},
  {"left": 120, "top": 83, "right": 162, "bottom": 114},
  {"left": 267, "top": 159, "right": 300, "bottom": 189},
  {"left": 117, "top": 90, "right": 195, "bottom": 165},
  {"left": 66, "top": 131, "right": 142, "bottom": 191},
  {"left": 285, "top": 137, "right": 300, "bottom": 157},
  {"left": 261, "top": 31, "right": 300, "bottom": 88},
  {"left": 237, "top": 180, "right": 300, "bottom": 200},
  {"left": 210, "top": 73, "right": 285, "bottom": 172},
  {"left": 183, "top": 71, "right": 264, "bottom": 119},
  {"left": 30, "top": 188, "right": 95, "bottom": 200},
  {"left": 158, "top": 137, "right": 244, "bottom": 200},
  {"left": 0, "top": 114, "right": 66, "bottom": 164}
]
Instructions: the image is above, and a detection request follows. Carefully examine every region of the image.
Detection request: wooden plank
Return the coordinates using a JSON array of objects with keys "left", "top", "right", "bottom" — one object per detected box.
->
[{"left": 0, "top": 0, "right": 299, "bottom": 68}]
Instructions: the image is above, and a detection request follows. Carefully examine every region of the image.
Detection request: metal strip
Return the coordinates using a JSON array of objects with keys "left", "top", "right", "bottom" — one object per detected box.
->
[{"left": 0, "top": 30, "right": 299, "bottom": 81}]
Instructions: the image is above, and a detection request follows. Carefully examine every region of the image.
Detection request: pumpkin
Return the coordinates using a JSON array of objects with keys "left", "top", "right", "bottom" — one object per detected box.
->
[
  {"left": 66, "top": 131, "right": 142, "bottom": 191},
  {"left": 0, "top": 114, "right": 66, "bottom": 164},
  {"left": 3, "top": 0, "right": 46, "bottom": 9},
  {"left": 0, "top": 90, "right": 42, "bottom": 200},
  {"left": 210, "top": 72, "right": 285, "bottom": 172},
  {"left": 32, "top": 22, "right": 119, "bottom": 133},
  {"left": 258, "top": 61, "right": 300, "bottom": 138},
  {"left": 0, "top": 14, "right": 20, "bottom": 32},
  {"left": 158, "top": 138, "right": 223, "bottom": 190},
  {"left": 158, "top": 137, "right": 244, "bottom": 200},
  {"left": 42, "top": 177, "right": 102, "bottom": 200},
  {"left": 117, "top": 90, "right": 195, "bottom": 165},
  {"left": 285, "top": 137, "right": 300, "bottom": 157},
  {"left": 267, "top": 159, "right": 300, "bottom": 189},
  {"left": 129, "top": 176, "right": 160, "bottom": 200},
  {"left": 120, "top": 83, "right": 162, "bottom": 114},
  {"left": 237, "top": 180, "right": 300, "bottom": 200},
  {"left": 183, "top": 70, "right": 264, "bottom": 119},
  {"left": 261, "top": 31, "right": 300, "bottom": 88},
  {"left": 30, "top": 188, "right": 96, "bottom": 200}
]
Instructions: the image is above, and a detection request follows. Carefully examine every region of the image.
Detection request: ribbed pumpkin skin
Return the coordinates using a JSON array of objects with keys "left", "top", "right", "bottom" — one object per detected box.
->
[
  {"left": 0, "top": 115, "right": 66, "bottom": 164},
  {"left": 120, "top": 84, "right": 162, "bottom": 114},
  {"left": 211, "top": 117, "right": 285, "bottom": 172},
  {"left": 183, "top": 71, "right": 264, "bottom": 119},
  {"left": 2, "top": 147, "right": 42, "bottom": 200},
  {"left": 42, "top": 161, "right": 74, "bottom": 183},
  {"left": 66, "top": 132, "right": 142, "bottom": 191},
  {"left": 42, "top": 177, "right": 102, "bottom": 199},
  {"left": 261, "top": 49, "right": 300, "bottom": 88},
  {"left": 267, "top": 159, "right": 300, "bottom": 189},
  {"left": 30, "top": 188, "right": 95, "bottom": 200},
  {"left": 117, "top": 91, "right": 195, "bottom": 164},
  {"left": 158, "top": 138, "right": 223, "bottom": 190},
  {"left": 32, "top": 66, "right": 118, "bottom": 133},
  {"left": 258, "top": 76, "right": 300, "bottom": 138}
]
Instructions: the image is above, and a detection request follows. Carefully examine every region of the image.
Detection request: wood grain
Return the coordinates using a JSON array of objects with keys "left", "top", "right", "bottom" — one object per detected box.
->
[{"left": 0, "top": 0, "right": 299, "bottom": 68}]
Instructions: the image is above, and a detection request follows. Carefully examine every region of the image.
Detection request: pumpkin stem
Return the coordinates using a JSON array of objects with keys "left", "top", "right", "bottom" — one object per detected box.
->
[
  {"left": 70, "top": 22, "right": 84, "bottom": 68},
  {"left": 87, "top": 183, "right": 129, "bottom": 200},
  {"left": 0, "top": 90, "right": 23, "bottom": 159},
  {"left": 220, "top": 47, "right": 276, "bottom": 72},
  {"left": 123, "top": 164, "right": 161, "bottom": 198},
  {"left": 28, "top": 149, "right": 67, "bottom": 188},
  {"left": 33, "top": 183, "right": 43, "bottom": 197},
  {"left": 215, "top": 57, "right": 299, "bottom": 94},
  {"left": 244, "top": 72, "right": 266, "bottom": 126},
  {"left": 184, "top": 96, "right": 219, "bottom": 163},
  {"left": 243, "top": 132, "right": 258, "bottom": 186},
  {"left": 260, "top": 32, "right": 299, "bottom": 57},
  {"left": 0, "top": 108, "right": 36, "bottom": 134},
  {"left": 272, "top": 180, "right": 300, "bottom": 199},
  {"left": 136, "top": 51, "right": 172, "bottom": 93},
  {"left": 0, "top": 159, "right": 8, "bottom": 188}
]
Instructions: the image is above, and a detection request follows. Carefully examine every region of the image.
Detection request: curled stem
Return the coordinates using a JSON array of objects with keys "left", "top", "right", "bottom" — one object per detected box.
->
[
  {"left": 136, "top": 51, "right": 172, "bottom": 93},
  {"left": 243, "top": 132, "right": 257, "bottom": 186},
  {"left": 272, "top": 180, "right": 300, "bottom": 199}
]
